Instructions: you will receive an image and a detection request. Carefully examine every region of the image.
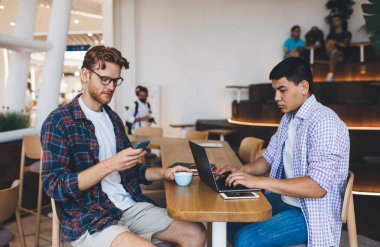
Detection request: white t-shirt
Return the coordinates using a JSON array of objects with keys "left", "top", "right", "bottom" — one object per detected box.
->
[
  {"left": 126, "top": 100, "right": 151, "bottom": 133},
  {"left": 281, "top": 118, "right": 301, "bottom": 208},
  {"left": 79, "top": 97, "right": 136, "bottom": 210}
]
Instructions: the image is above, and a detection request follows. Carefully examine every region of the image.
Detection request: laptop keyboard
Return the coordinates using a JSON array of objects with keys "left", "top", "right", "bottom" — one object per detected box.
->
[{"left": 215, "top": 175, "right": 247, "bottom": 191}]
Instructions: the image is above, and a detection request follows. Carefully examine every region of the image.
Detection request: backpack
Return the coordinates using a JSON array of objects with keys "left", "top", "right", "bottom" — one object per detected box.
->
[
  {"left": 125, "top": 101, "right": 151, "bottom": 134},
  {"left": 305, "top": 26, "right": 324, "bottom": 46}
]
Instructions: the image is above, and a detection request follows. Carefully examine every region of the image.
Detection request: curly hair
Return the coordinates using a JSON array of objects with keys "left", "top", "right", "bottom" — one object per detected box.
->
[{"left": 81, "top": 45, "right": 129, "bottom": 70}]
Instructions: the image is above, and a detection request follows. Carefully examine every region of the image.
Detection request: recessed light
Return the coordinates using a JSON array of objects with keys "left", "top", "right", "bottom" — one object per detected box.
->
[
  {"left": 0, "top": 5, "right": 5, "bottom": 10},
  {"left": 45, "top": 4, "right": 50, "bottom": 8},
  {"left": 94, "top": 40, "right": 99, "bottom": 44},
  {"left": 74, "top": 71, "right": 80, "bottom": 77},
  {"left": 100, "top": 40, "right": 104, "bottom": 44},
  {"left": 10, "top": 22, "right": 15, "bottom": 26},
  {"left": 39, "top": 3, "right": 44, "bottom": 7},
  {"left": 73, "top": 19, "right": 80, "bottom": 24},
  {"left": 87, "top": 32, "right": 93, "bottom": 37}
]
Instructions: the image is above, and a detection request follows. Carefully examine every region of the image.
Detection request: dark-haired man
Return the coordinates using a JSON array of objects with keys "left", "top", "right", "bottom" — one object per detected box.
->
[
  {"left": 284, "top": 25, "right": 305, "bottom": 58},
  {"left": 217, "top": 57, "right": 349, "bottom": 246},
  {"left": 41, "top": 45, "right": 207, "bottom": 247},
  {"left": 126, "top": 86, "right": 154, "bottom": 134},
  {"left": 325, "top": 14, "right": 352, "bottom": 81}
]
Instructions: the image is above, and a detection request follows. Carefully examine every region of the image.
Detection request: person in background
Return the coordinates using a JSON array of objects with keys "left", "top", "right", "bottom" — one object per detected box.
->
[
  {"left": 217, "top": 57, "right": 349, "bottom": 247},
  {"left": 40, "top": 45, "right": 207, "bottom": 247},
  {"left": 125, "top": 86, "right": 155, "bottom": 134},
  {"left": 284, "top": 25, "right": 305, "bottom": 58},
  {"left": 325, "top": 14, "right": 352, "bottom": 82},
  {"left": 24, "top": 82, "right": 34, "bottom": 113}
]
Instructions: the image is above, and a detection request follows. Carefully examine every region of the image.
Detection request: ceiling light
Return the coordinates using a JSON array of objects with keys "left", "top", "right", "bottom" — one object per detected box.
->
[
  {"left": 73, "top": 19, "right": 80, "bottom": 24},
  {"left": 39, "top": 3, "right": 44, "bottom": 7},
  {"left": 87, "top": 32, "right": 93, "bottom": 37},
  {"left": 0, "top": 5, "right": 5, "bottom": 10},
  {"left": 9, "top": 22, "right": 15, "bottom": 26},
  {"left": 94, "top": 40, "right": 99, "bottom": 45},
  {"left": 74, "top": 71, "right": 80, "bottom": 77},
  {"left": 45, "top": 4, "right": 50, "bottom": 8}
]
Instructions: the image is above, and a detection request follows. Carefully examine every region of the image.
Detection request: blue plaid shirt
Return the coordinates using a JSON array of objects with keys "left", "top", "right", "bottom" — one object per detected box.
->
[
  {"left": 40, "top": 95, "right": 152, "bottom": 242},
  {"left": 263, "top": 95, "right": 350, "bottom": 247}
]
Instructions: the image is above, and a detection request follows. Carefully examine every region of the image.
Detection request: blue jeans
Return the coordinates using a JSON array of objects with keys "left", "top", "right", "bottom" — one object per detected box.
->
[{"left": 227, "top": 193, "right": 307, "bottom": 247}]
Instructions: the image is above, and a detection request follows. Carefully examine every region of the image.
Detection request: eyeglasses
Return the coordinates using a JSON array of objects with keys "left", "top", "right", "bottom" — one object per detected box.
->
[{"left": 89, "top": 69, "right": 124, "bottom": 87}]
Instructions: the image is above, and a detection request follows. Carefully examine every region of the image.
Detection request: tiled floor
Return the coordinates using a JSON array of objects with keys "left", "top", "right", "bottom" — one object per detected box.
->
[
  {"left": 6, "top": 215, "right": 70, "bottom": 247},
  {"left": 5, "top": 215, "right": 380, "bottom": 247}
]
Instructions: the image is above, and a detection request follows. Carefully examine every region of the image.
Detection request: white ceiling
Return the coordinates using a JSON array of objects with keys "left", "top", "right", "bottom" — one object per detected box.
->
[{"left": 0, "top": 0, "right": 102, "bottom": 37}]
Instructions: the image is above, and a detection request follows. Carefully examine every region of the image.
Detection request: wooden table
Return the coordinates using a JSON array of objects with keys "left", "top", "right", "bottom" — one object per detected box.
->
[
  {"left": 128, "top": 135, "right": 184, "bottom": 149},
  {"left": 169, "top": 124, "right": 196, "bottom": 138},
  {"left": 161, "top": 141, "right": 272, "bottom": 247}
]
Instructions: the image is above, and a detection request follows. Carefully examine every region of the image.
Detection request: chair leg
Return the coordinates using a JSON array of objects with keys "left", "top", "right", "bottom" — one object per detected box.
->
[
  {"left": 52, "top": 215, "right": 60, "bottom": 247},
  {"left": 347, "top": 193, "right": 358, "bottom": 247},
  {"left": 34, "top": 174, "right": 43, "bottom": 247},
  {"left": 15, "top": 207, "right": 26, "bottom": 247}
]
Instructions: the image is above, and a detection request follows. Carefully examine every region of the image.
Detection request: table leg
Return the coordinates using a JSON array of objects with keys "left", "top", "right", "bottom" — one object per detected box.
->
[
  {"left": 212, "top": 222, "right": 226, "bottom": 247},
  {"left": 179, "top": 127, "right": 186, "bottom": 138}
]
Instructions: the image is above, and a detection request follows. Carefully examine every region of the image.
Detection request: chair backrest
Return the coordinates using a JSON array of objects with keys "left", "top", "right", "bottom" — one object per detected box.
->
[
  {"left": 238, "top": 137, "right": 264, "bottom": 164},
  {"left": 342, "top": 171, "right": 354, "bottom": 223},
  {"left": 185, "top": 131, "right": 208, "bottom": 141},
  {"left": 0, "top": 183, "right": 19, "bottom": 221},
  {"left": 134, "top": 127, "right": 163, "bottom": 137},
  {"left": 256, "top": 148, "right": 266, "bottom": 160},
  {"left": 22, "top": 135, "right": 42, "bottom": 159}
]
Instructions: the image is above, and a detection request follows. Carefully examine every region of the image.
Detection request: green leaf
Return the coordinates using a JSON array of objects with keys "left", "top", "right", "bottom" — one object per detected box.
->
[
  {"left": 369, "top": 33, "right": 380, "bottom": 54},
  {"left": 363, "top": 15, "right": 380, "bottom": 33},
  {"left": 362, "top": 3, "right": 380, "bottom": 14}
]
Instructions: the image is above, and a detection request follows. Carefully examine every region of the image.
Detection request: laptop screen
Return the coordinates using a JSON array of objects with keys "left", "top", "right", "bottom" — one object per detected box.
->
[{"left": 188, "top": 141, "right": 219, "bottom": 192}]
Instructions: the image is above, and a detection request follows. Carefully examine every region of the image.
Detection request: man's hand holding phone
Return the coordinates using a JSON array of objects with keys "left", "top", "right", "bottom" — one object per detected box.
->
[{"left": 108, "top": 147, "right": 146, "bottom": 172}]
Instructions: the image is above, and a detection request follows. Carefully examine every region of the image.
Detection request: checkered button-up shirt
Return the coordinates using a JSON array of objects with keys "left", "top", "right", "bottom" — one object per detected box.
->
[
  {"left": 40, "top": 95, "right": 152, "bottom": 242},
  {"left": 263, "top": 95, "right": 350, "bottom": 247}
]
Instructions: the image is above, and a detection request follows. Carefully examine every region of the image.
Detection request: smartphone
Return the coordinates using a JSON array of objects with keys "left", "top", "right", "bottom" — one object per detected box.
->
[
  {"left": 134, "top": 140, "right": 150, "bottom": 150},
  {"left": 220, "top": 192, "right": 259, "bottom": 200}
]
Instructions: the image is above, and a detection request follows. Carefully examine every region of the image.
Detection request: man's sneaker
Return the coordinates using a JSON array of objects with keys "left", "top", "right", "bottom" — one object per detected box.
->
[{"left": 325, "top": 72, "right": 334, "bottom": 82}]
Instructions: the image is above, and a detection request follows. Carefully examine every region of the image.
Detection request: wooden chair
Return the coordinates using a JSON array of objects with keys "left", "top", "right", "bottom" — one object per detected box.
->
[
  {"left": 342, "top": 171, "right": 358, "bottom": 247},
  {"left": 0, "top": 180, "right": 26, "bottom": 247},
  {"left": 134, "top": 127, "right": 163, "bottom": 137},
  {"left": 238, "top": 137, "right": 264, "bottom": 164},
  {"left": 18, "top": 135, "right": 46, "bottom": 246},
  {"left": 185, "top": 130, "right": 208, "bottom": 141},
  {"left": 51, "top": 199, "right": 62, "bottom": 247}
]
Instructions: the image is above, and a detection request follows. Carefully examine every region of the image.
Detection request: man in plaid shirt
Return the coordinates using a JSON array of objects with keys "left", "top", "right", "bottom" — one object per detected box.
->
[
  {"left": 41, "top": 45, "right": 206, "bottom": 247},
  {"left": 217, "top": 57, "right": 349, "bottom": 246}
]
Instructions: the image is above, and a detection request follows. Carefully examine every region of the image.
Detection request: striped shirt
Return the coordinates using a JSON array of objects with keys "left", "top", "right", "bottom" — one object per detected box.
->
[
  {"left": 263, "top": 95, "right": 350, "bottom": 247},
  {"left": 40, "top": 94, "right": 152, "bottom": 242}
]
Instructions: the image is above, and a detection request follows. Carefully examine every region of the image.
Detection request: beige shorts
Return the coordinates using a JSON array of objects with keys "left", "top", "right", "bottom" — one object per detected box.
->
[{"left": 71, "top": 202, "right": 173, "bottom": 247}]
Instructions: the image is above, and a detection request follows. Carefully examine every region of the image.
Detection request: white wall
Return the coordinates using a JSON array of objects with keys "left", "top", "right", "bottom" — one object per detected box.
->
[{"left": 117, "top": 0, "right": 369, "bottom": 137}]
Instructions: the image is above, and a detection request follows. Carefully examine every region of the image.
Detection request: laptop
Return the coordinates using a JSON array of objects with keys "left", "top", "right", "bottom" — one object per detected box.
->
[{"left": 188, "top": 141, "right": 258, "bottom": 193}]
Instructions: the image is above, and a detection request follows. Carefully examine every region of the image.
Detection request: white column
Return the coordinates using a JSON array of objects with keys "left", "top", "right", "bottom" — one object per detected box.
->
[
  {"left": 4, "top": 0, "right": 38, "bottom": 112},
  {"left": 112, "top": 0, "right": 136, "bottom": 121},
  {"left": 35, "top": 0, "right": 72, "bottom": 129},
  {"left": 0, "top": 49, "right": 8, "bottom": 108},
  {"left": 102, "top": 0, "right": 114, "bottom": 47},
  {"left": 212, "top": 222, "right": 227, "bottom": 247}
]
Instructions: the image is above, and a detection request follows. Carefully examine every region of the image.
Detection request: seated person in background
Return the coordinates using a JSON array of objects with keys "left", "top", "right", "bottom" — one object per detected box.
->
[
  {"left": 125, "top": 86, "right": 155, "bottom": 134},
  {"left": 284, "top": 25, "right": 305, "bottom": 58},
  {"left": 41, "top": 45, "right": 207, "bottom": 247},
  {"left": 325, "top": 14, "right": 352, "bottom": 81},
  {"left": 217, "top": 57, "right": 349, "bottom": 247}
]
